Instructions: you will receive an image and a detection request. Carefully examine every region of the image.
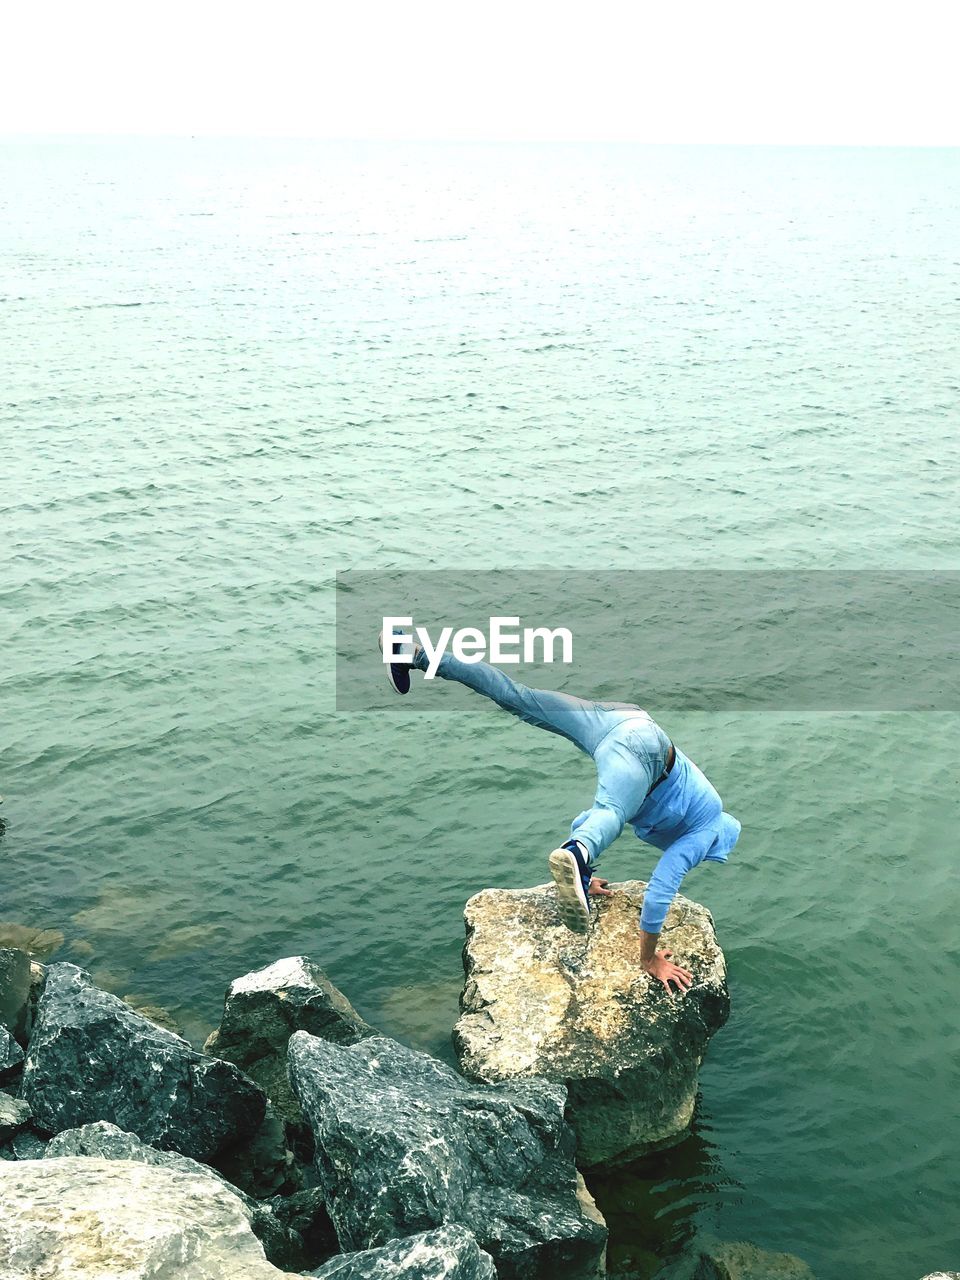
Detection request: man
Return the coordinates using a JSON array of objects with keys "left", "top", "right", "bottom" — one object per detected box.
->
[{"left": 380, "top": 634, "right": 740, "bottom": 993}]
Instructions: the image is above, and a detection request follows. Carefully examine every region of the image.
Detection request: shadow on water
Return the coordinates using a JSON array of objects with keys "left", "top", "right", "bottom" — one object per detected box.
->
[{"left": 585, "top": 1095, "right": 741, "bottom": 1279}]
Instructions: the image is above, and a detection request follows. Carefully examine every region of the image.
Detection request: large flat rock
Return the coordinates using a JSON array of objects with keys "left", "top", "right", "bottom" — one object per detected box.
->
[
  {"left": 288, "top": 1031, "right": 607, "bottom": 1280},
  {"left": 0, "top": 1157, "right": 301, "bottom": 1278},
  {"left": 454, "top": 882, "right": 730, "bottom": 1168},
  {"left": 42, "top": 1121, "right": 335, "bottom": 1270}
]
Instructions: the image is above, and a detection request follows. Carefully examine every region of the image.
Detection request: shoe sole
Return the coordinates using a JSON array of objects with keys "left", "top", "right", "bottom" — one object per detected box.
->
[
  {"left": 379, "top": 630, "right": 412, "bottom": 695},
  {"left": 386, "top": 662, "right": 411, "bottom": 695},
  {"left": 548, "top": 849, "right": 592, "bottom": 934}
]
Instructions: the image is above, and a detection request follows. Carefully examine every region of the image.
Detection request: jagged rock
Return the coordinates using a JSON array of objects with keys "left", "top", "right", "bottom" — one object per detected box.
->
[
  {"left": 205, "top": 956, "right": 375, "bottom": 1126},
  {"left": 0, "top": 948, "right": 31, "bottom": 1042},
  {"left": 454, "top": 882, "right": 730, "bottom": 1168},
  {"left": 269, "top": 1187, "right": 340, "bottom": 1266},
  {"left": 0, "top": 1028, "right": 24, "bottom": 1082},
  {"left": 0, "top": 1157, "right": 302, "bottom": 1278},
  {"left": 310, "top": 1225, "right": 497, "bottom": 1278},
  {"left": 656, "top": 1237, "right": 816, "bottom": 1280},
  {"left": 288, "top": 1031, "right": 607, "bottom": 1280},
  {"left": 0, "top": 1093, "right": 32, "bottom": 1142},
  {"left": 20, "top": 963, "right": 266, "bottom": 1160},
  {"left": 214, "top": 1100, "right": 297, "bottom": 1199},
  {"left": 43, "top": 1121, "right": 335, "bottom": 1270},
  {"left": 0, "top": 1127, "right": 47, "bottom": 1160}
]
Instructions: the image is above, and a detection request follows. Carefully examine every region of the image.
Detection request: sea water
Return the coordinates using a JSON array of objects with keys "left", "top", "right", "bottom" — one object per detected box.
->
[{"left": 2, "top": 139, "right": 959, "bottom": 1279}]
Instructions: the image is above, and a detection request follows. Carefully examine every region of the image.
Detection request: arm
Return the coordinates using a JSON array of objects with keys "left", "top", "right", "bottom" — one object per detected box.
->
[{"left": 639, "top": 825, "right": 717, "bottom": 992}]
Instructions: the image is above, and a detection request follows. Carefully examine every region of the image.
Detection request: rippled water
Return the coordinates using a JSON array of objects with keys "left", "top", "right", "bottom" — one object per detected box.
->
[{"left": 2, "top": 140, "right": 959, "bottom": 1280}]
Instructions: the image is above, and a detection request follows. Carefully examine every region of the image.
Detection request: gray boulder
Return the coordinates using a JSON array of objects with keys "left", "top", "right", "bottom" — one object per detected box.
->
[
  {"left": 0, "top": 948, "right": 31, "bottom": 1042},
  {"left": 0, "top": 1157, "right": 302, "bottom": 1278},
  {"left": 0, "top": 1127, "right": 47, "bottom": 1160},
  {"left": 20, "top": 963, "right": 266, "bottom": 1160},
  {"left": 454, "top": 882, "right": 729, "bottom": 1167},
  {"left": 205, "top": 956, "right": 375, "bottom": 1126},
  {"left": 0, "top": 1028, "right": 24, "bottom": 1083},
  {"left": 310, "top": 1225, "right": 496, "bottom": 1279},
  {"left": 288, "top": 1031, "right": 607, "bottom": 1280},
  {"left": 0, "top": 1093, "right": 31, "bottom": 1142},
  {"left": 43, "top": 1120, "right": 335, "bottom": 1269}
]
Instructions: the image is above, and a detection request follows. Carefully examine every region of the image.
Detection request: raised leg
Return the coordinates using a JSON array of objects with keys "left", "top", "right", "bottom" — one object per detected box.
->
[{"left": 417, "top": 651, "right": 612, "bottom": 756}]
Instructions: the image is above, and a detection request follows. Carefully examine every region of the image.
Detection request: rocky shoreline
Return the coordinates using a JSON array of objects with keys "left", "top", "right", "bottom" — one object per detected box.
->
[{"left": 0, "top": 883, "right": 948, "bottom": 1279}]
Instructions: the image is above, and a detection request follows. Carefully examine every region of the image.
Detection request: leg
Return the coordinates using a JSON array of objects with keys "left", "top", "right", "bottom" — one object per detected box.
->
[{"left": 417, "top": 651, "right": 611, "bottom": 755}]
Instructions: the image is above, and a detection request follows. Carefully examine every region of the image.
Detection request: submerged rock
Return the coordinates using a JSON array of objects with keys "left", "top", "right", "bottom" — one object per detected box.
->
[
  {"left": 656, "top": 1237, "right": 817, "bottom": 1280},
  {"left": 205, "top": 956, "right": 375, "bottom": 1126},
  {"left": 310, "top": 1225, "right": 497, "bottom": 1279},
  {"left": 288, "top": 1030, "right": 607, "bottom": 1280},
  {"left": 21, "top": 963, "right": 266, "bottom": 1161},
  {"left": 454, "top": 882, "right": 730, "bottom": 1167},
  {"left": 0, "top": 947, "right": 32, "bottom": 1042},
  {"left": 0, "top": 1157, "right": 301, "bottom": 1278},
  {"left": 0, "top": 925, "right": 63, "bottom": 961},
  {"left": 43, "top": 1121, "right": 334, "bottom": 1270}
]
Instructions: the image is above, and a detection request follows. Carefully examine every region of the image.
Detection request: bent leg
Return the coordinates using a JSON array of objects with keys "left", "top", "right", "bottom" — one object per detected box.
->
[
  {"left": 418, "top": 651, "right": 609, "bottom": 754},
  {"left": 569, "top": 737, "right": 657, "bottom": 861}
]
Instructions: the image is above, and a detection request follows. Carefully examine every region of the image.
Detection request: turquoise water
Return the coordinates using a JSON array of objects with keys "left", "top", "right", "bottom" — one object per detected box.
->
[{"left": 2, "top": 140, "right": 959, "bottom": 1278}]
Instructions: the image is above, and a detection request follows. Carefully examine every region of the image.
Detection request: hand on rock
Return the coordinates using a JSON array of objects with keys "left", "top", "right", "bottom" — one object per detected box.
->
[
  {"left": 588, "top": 877, "right": 612, "bottom": 897},
  {"left": 642, "top": 948, "right": 694, "bottom": 994}
]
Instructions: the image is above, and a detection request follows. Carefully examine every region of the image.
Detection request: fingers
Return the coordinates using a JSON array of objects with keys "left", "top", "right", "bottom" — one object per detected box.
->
[{"left": 660, "top": 965, "right": 694, "bottom": 994}]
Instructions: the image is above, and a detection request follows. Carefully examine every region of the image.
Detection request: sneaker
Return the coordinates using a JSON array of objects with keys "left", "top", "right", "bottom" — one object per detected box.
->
[
  {"left": 378, "top": 629, "right": 414, "bottom": 695},
  {"left": 548, "top": 841, "right": 594, "bottom": 934}
]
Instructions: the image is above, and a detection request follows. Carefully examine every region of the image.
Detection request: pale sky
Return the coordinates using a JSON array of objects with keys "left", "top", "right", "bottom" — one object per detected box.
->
[{"left": 3, "top": 0, "right": 958, "bottom": 144}]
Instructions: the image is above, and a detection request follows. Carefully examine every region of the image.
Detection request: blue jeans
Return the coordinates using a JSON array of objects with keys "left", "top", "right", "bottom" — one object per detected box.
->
[{"left": 417, "top": 652, "right": 741, "bottom": 933}]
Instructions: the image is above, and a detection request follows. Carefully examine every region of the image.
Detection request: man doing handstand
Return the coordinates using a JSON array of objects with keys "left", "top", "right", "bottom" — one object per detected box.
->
[{"left": 380, "top": 635, "right": 741, "bottom": 994}]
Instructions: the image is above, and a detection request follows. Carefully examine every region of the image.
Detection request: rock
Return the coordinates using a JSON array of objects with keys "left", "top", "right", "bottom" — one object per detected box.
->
[
  {"left": 454, "top": 882, "right": 730, "bottom": 1168},
  {"left": 43, "top": 1121, "right": 334, "bottom": 1270},
  {"left": 205, "top": 956, "right": 375, "bottom": 1126},
  {"left": 0, "top": 1093, "right": 31, "bottom": 1142},
  {"left": 310, "top": 1225, "right": 497, "bottom": 1279},
  {"left": 0, "top": 1028, "right": 24, "bottom": 1083},
  {"left": 214, "top": 1100, "right": 297, "bottom": 1199},
  {"left": 0, "top": 1157, "right": 302, "bottom": 1278},
  {"left": 0, "top": 948, "right": 32, "bottom": 1042},
  {"left": 0, "top": 1127, "right": 47, "bottom": 1160},
  {"left": 20, "top": 963, "right": 266, "bottom": 1161},
  {"left": 0, "top": 924, "right": 63, "bottom": 961},
  {"left": 288, "top": 1031, "right": 607, "bottom": 1280},
  {"left": 656, "top": 1237, "right": 817, "bottom": 1280},
  {"left": 269, "top": 1187, "right": 340, "bottom": 1266}
]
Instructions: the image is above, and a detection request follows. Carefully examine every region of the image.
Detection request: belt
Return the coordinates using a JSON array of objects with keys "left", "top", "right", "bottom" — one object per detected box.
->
[{"left": 646, "top": 743, "right": 676, "bottom": 797}]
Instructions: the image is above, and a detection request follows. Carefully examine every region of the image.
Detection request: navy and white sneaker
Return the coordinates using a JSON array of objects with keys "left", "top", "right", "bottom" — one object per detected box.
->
[
  {"left": 378, "top": 629, "right": 415, "bottom": 695},
  {"left": 548, "top": 841, "right": 594, "bottom": 934}
]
